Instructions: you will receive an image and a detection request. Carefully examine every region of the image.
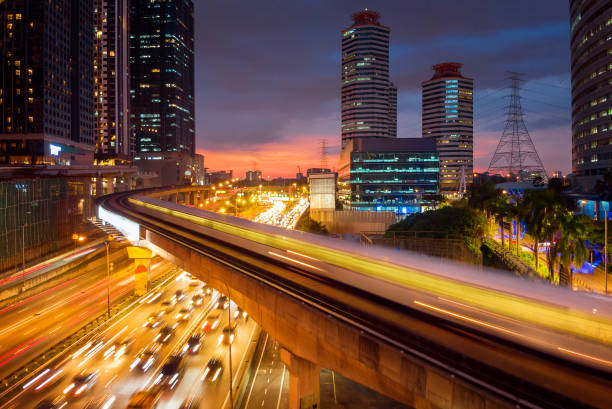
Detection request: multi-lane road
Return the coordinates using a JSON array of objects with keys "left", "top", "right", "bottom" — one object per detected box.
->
[
  {"left": 3, "top": 271, "right": 259, "bottom": 409},
  {"left": 0, "top": 251, "right": 171, "bottom": 379}
]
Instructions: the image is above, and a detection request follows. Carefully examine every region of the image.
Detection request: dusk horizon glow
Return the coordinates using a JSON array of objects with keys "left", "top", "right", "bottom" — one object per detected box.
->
[{"left": 194, "top": 1, "right": 571, "bottom": 178}]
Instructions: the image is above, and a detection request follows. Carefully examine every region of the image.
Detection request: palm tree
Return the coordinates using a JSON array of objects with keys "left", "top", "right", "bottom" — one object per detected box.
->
[
  {"left": 522, "top": 190, "right": 554, "bottom": 273},
  {"left": 468, "top": 182, "right": 501, "bottom": 218},
  {"left": 490, "top": 196, "right": 510, "bottom": 248},
  {"left": 553, "top": 214, "right": 591, "bottom": 287}
]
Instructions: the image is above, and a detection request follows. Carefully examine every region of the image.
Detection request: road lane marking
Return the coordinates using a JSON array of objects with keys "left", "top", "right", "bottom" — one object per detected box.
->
[
  {"left": 275, "top": 366, "right": 286, "bottom": 409},
  {"left": 243, "top": 332, "right": 268, "bottom": 409}
]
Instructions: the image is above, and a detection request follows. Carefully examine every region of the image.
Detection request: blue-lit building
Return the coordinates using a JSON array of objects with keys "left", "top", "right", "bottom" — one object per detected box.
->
[{"left": 338, "top": 138, "right": 439, "bottom": 214}]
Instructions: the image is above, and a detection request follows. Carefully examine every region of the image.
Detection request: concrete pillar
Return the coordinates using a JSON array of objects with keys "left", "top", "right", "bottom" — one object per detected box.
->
[
  {"left": 95, "top": 175, "right": 103, "bottom": 197},
  {"left": 83, "top": 178, "right": 92, "bottom": 218},
  {"left": 281, "top": 348, "right": 320, "bottom": 409},
  {"left": 189, "top": 191, "right": 194, "bottom": 205}
]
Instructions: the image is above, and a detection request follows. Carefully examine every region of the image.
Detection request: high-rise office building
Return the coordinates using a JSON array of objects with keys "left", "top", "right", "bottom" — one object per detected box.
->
[
  {"left": 341, "top": 10, "right": 397, "bottom": 146},
  {"left": 569, "top": 0, "right": 612, "bottom": 187},
  {"left": 422, "top": 62, "right": 473, "bottom": 197},
  {"left": 94, "top": 0, "right": 130, "bottom": 159},
  {"left": 0, "top": 0, "right": 94, "bottom": 165},
  {"left": 129, "top": 0, "right": 195, "bottom": 155}
]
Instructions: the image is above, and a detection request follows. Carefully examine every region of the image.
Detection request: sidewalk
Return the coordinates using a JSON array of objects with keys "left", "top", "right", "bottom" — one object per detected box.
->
[{"left": 573, "top": 267, "right": 612, "bottom": 295}]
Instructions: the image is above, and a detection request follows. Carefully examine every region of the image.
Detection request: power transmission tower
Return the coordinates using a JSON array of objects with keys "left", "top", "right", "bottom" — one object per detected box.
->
[
  {"left": 487, "top": 73, "right": 547, "bottom": 182},
  {"left": 458, "top": 164, "right": 466, "bottom": 197},
  {"left": 319, "top": 139, "right": 329, "bottom": 169}
]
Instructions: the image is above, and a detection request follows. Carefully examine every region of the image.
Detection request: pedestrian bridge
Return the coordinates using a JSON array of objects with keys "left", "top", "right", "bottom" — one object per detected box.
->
[{"left": 98, "top": 187, "right": 612, "bottom": 409}]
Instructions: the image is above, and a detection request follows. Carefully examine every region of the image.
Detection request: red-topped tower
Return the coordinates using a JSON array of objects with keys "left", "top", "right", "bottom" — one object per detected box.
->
[
  {"left": 422, "top": 62, "right": 473, "bottom": 197},
  {"left": 350, "top": 10, "right": 381, "bottom": 26},
  {"left": 341, "top": 10, "right": 397, "bottom": 145}
]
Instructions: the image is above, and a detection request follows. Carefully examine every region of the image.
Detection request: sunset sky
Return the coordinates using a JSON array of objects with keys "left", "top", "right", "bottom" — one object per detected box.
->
[{"left": 194, "top": 1, "right": 571, "bottom": 178}]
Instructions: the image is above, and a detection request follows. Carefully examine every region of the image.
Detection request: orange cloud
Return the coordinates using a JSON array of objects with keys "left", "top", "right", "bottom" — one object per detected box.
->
[{"left": 198, "top": 134, "right": 341, "bottom": 179}]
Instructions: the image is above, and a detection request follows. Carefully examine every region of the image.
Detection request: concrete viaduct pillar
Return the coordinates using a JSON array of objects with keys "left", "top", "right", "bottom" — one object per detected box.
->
[
  {"left": 95, "top": 174, "right": 103, "bottom": 196},
  {"left": 281, "top": 348, "right": 320, "bottom": 409}
]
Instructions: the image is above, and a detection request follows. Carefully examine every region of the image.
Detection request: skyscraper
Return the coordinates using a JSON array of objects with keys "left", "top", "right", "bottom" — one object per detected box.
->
[
  {"left": 129, "top": 0, "right": 195, "bottom": 155},
  {"left": 341, "top": 10, "right": 396, "bottom": 146},
  {"left": 569, "top": 0, "right": 612, "bottom": 187},
  {"left": 422, "top": 63, "right": 473, "bottom": 197},
  {"left": 94, "top": 0, "right": 130, "bottom": 158},
  {"left": 0, "top": 0, "right": 94, "bottom": 165}
]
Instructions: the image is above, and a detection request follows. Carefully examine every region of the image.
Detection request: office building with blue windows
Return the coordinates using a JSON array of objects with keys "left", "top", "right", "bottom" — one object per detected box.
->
[{"left": 338, "top": 137, "right": 439, "bottom": 214}]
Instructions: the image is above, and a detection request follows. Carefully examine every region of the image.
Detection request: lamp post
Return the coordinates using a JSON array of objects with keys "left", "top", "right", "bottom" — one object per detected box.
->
[
  {"left": 222, "top": 282, "right": 234, "bottom": 408},
  {"left": 21, "top": 224, "right": 26, "bottom": 272},
  {"left": 104, "top": 236, "right": 113, "bottom": 317},
  {"left": 605, "top": 206, "right": 608, "bottom": 295}
]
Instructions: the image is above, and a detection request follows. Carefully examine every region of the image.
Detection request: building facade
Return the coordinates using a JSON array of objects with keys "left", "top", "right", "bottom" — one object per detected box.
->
[
  {"left": 339, "top": 138, "right": 439, "bottom": 214},
  {"left": 129, "top": 0, "right": 195, "bottom": 155},
  {"left": 570, "top": 0, "right": 612, "bottom": 186},
  {"left": 0, "top": 0, "right": 94, "bottom": 165},
  {"left": 309, "top": 172, "right": 337, "bottom": 210},
  {"left": 422, "top": 62, "right": 473, "bottom": 197},
  {"left": 246, "top": 170, "right": 263, "bottom": 183},
  {"left": 94, "top": 0, "right": 130, "bottom": 158},
  {"left": 341, "top": 10, "right": 397, "bottom": 146}
]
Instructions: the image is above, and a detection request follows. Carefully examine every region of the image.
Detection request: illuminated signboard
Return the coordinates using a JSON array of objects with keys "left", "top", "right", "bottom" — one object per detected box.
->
[{"left": 49, "top": 144, "right": 62, "bottom": 156}]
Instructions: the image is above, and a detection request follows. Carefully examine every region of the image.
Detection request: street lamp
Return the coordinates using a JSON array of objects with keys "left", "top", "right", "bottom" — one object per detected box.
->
[
  {"left": 220, "top": 282, "right": 234, "bottom": 408},
  {"left": 104, "top": 235, "right": 114, "bottom": 317}
]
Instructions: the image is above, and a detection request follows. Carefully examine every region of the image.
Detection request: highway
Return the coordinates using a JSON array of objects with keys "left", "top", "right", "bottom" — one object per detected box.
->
[
  {"left": 0, "top": 248, "right": 171, "bottom": 379},
  {"left": 0, "top": 240, "right": 105, "bottom": 292},
  {"left": 98, "top": 190, "right": 612, "bottom": 408},
  {"left": 238, "top": 333, "right": 288, "bottom": 409},
  {"left": 3, "top": 272, "right": 258, "bottom": 409}
]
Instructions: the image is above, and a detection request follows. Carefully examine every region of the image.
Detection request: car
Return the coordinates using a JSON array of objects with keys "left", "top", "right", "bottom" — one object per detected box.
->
[
  {"left": 190, "top": 294, "right": 203, "bottom": 306},
  {"left": 217, "top": 295, "right": 230, "bottom": 309},
  {"left": 130, "top": 347, "right": 159, "bottom": 372},
  {"left": 145, "top": 312, "right": 164, "bottom": 328},
  {"left": 183, "top": 333, "right": 202, "bottom": 354},
  {"left": 175, "top": 290, "right": 186, "bottom": 302},
  {"left": 202, "top": 285, "right": 213, "bottom": 296},
  {"left": 154, "top": 325, "right": 176, "bottom": 343},
  {"left": 63, "top": 370, "right": 99, "bottom": 398},
  {"left": 179, "top": 398, "right": 200, "bottom": 409},
  {"left": 233, "top": 307, "right": 248, "bottom": 321},
  {"left": 154, "top": 355, "right": 183, "bottom": 389},
  {"left": 160, "top": 299, "right": 176, "bottom": 313},
  {"left": 219, "top": 323, "right": 236, "bottom": 345},
  {"left": 105, "top": 337, "right": 134, "bottom": 360},
  {"left": 82, "top": 393, "right": 116, "bottom": 409},
  {"left": 201, "top": 312, "right": 221, "bottom": 333},
  {"left": 201, "top": 357, "right": 223, "bottom": 382},
  {"left": 72, "top": 336, "right": 104, "bottom": 360},
  {"left": 34, "top": 400, "right": 58, "bottom": 409},
  {"left": 175, "top": 307, "right": 192, "bottom": 323},
  {"left": 126, "top": 390, "right": 161, "bottom": 409},
  {"left": 189, "top": 279, "right": 200, "bottom": 288}
]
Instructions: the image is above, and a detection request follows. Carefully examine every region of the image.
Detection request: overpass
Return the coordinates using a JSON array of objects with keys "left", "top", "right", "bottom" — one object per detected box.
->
[{"left": 97, "top": 188, "right": 612, "bottom": 409}]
